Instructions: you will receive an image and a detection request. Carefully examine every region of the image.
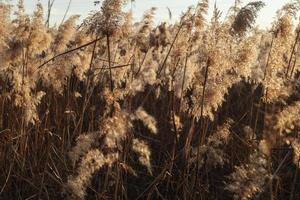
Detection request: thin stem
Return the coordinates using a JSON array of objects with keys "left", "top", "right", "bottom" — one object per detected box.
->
[
  {"left": 263, "top": 35, "right": 274, "bottom": 81},
  {"left": 193, "top": 58, "right": 210, "bottom": 195},
  {"left": 135, "top": 50, "right": 148, "bottom": 77},
  {"left": 179, "top": 53, "right": 189, "bottom": 113},
  {"left": 75, "top": 37, "right": 98, "bottom": 136},
  {"left": 37, "top": 37, "right": 103, "bottom": 70},
  {"left": 45, "top": 0, "right": 55, "bottom": 27},
  {"left": 60, "top": 0, "right": 72, "bottom": 26},
  {"left": 200, "top": 59, "right": 210, "bottom": 126},
  {"left": 286, "top": 28, "right": 300, "bottom": 77},
  {"left": 255, "top": 151, "right": 291, "bottom": 199},
  {"left": 106, "top": 34, "right": 114, "bottom": 91},
  {"left": 289, "top": 50, "right": 298, "bottom": 78},
  {"left": 157, "top": 24, "right": 183, "bottom": 77}
]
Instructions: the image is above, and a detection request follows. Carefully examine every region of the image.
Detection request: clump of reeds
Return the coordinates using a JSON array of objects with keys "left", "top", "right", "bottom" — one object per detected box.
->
[{"left": 0, "top": 0, "right": 300, "bottom": 199}]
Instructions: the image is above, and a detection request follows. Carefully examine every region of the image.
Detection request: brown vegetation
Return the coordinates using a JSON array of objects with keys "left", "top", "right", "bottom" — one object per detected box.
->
[{"left": 1, "top": 0, "right": 300, "bottom": 199}]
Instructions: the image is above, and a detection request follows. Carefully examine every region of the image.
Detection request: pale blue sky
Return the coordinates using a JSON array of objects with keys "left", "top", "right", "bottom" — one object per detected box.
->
[{"left": 13, "top": 0, "right": 291, "bottom": 28}]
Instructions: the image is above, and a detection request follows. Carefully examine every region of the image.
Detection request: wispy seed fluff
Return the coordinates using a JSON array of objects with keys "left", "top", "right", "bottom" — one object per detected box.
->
[
  {"left": 191, "top": 119, "right": 233, "bottom": 169},
  {"left": 68, "top": 132, "right": 98, "bottom": 167},
  {"left": 101, "top": 111, "right": 132, "bottom": 149},
  {"left": 226, "top": 149, "right": 271, "bottom": 200},
  {"left": 135, "top": 107, "right": 158, "bottom": 134},
  {"left": 12, "top": 72, "right": 45, "bottom": 125},
  {"left": 0, "top": 2, "right": 11, "bottom": 49},
  {"left": 132, "top": 138, "right": 152, "bottom": 174},
  {"left": 28, "top": 3, "right": 52, "bottom": 57},
  {"left": 292, "top": 139, "right": 300, "bottom": 168},
  {"left": 67, "top": 149, "right": 106, "bottom": 200},
  {"left": 276, "top": 101, "right": 300, "bottom": 136},
  {"left": 52, "top": 15, "right": 80, "bottom": 54}
]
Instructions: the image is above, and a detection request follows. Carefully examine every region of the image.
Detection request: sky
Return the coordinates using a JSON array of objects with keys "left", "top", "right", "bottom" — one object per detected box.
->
[{"left": 11, "top": 0, "right": 292, "bottom": 28}]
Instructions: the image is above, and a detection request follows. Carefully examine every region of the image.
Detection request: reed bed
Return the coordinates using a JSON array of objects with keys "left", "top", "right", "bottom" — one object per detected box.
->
[{"left": 1, "top": 0, "right": 300, "bottom": 199}]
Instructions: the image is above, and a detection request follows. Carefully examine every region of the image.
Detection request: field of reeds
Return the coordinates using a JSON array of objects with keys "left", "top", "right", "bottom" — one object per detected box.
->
[{"left": 1, "top": 0, "right": 300, "bottom": 199}]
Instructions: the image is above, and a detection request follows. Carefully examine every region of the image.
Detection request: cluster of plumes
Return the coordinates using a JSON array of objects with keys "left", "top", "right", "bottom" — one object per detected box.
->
[
  {"left": 66, "top": 98, "right": 157, "bottom": 199},
  {"left": 0, "top": 1, "right": 299, "bottom": 118},
  {"left": 66, "top": 107, "right": 127, "bottom": 199},
  {"left": 226, "top": 148, "right": 271, "bottom": 200},
  {"left": 0, "top": 0, "right": 90, "bottom": 124},
  {"left": 161, "top": 0, "right": 263, "bottom": 120},
  {"left": 190, "top": 119, "right": 233, "bottom": 169},
  {"left": 258, "top": 2, "right": 299, "bottom": 103},
  {"left": 41, "top": 15, "right": 90, "bottom": 93},
  {"left": 227, "top": 100, "right": 300, "bottom": 199},
  {"left": 227, "top": 81, "right": 300, "bottom": 199},
  {"left": 0, "top": 0, "right": 289, "bottom": 124},
  {"left": 2, "top": 0, "right": 300, "bottom": 199},
  {"left": 0, "top": 0, "right": 52, "bottom": 124}
]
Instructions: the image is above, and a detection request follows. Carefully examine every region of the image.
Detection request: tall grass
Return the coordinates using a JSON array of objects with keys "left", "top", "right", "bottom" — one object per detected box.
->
[{"left": 1, "top": 0, "right": 300, "bottom": 199}]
